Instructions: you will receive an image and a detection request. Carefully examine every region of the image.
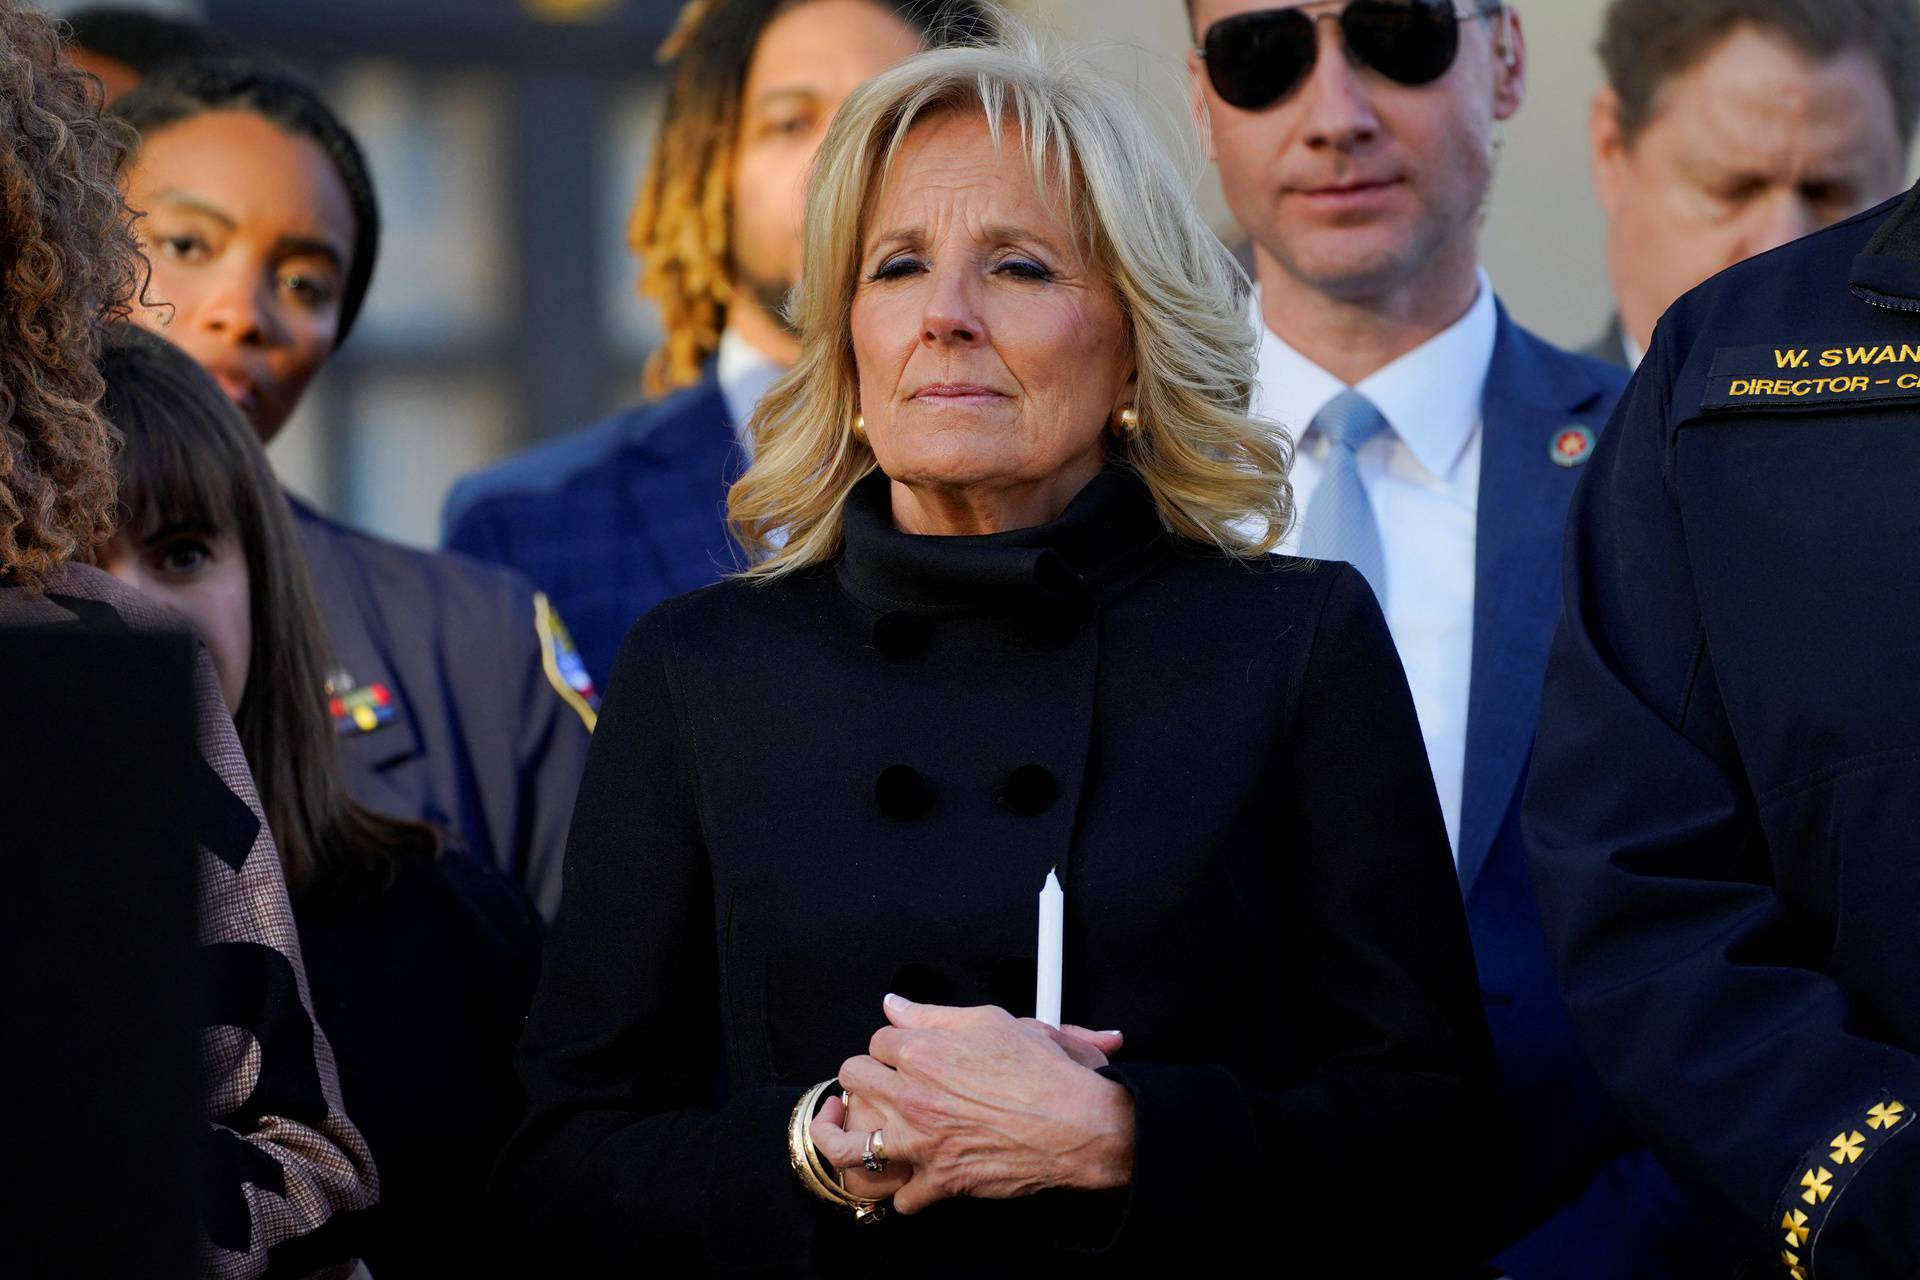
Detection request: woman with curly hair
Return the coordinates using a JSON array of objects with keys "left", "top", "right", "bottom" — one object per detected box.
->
[
  {"left": 0, "top": 2, "right": 136, "bottom": 590},
  {"left": 0, "top": 4, "right": 377, "bottom": 1275}
]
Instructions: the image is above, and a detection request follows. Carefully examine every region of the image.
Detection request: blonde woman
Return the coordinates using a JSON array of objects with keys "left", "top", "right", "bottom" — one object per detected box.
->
[{"left": 499, "top": 35, "right": 1502, "bottom": 1274}]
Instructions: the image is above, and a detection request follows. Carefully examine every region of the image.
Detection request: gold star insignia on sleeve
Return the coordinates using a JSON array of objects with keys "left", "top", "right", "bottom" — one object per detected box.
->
[
  {"left": 1830, "top": 1130, "right": 1866, "bottom": 1164},
  {"left": 1774, "top": 1092, "right": 1917, "bottom": 1276}
]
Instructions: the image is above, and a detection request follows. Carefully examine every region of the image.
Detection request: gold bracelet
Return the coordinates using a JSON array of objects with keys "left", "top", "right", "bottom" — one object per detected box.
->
[{"left": 786, "top": 1078, "right": 889, "bottom": 1224}]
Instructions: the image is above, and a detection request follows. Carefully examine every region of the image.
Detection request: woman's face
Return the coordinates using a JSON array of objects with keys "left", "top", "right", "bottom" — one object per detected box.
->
[
  {"left": 123, "top": 110, "right": 357, "bottom": 444},
  {"left": 101, "top": 522, "right": 253, "bottom": 714},
  {"left": 849, "top": 112, "right": 1133, "bottom": 520}
]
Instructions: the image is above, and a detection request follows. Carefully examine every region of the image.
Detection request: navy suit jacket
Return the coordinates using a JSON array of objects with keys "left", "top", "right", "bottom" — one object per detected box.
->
[
  {"left": 293, "top": 499, "right": 592, "bottom": 922},
  {"left": 1467, "top": 309, "right": 1729, "bottom": 1276},
  {"left": 441, "top": 369, "right": 744, "bottom": 688}
]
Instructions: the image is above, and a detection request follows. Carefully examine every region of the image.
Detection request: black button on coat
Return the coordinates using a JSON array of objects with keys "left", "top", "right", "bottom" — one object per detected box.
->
[{"left": 499, "top": 469, "right": 1503, "bottom": 1275}]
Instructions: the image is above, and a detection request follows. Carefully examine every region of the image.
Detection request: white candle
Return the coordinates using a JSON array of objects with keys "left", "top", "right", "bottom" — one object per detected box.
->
[{"left": 1036, "top": 867, "right": 1064, "bottom": 1028}]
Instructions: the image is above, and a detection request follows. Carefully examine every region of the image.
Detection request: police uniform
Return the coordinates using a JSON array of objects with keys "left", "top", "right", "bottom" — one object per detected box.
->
[
  {"left": 1525, "top": 182, "right": 1920, "bottom": 1278},
  {"left": 293, "top": 497, "right": 594, "bottom": 921}
]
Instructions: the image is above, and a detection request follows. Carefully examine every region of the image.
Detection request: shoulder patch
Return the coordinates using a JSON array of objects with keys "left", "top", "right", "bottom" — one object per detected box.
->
[
  {"left": 534, "top": 592, "right": 598, "bottom": 732},
  {"left": 1705, "top": 342, "right": 1920, "bottom": 411}
]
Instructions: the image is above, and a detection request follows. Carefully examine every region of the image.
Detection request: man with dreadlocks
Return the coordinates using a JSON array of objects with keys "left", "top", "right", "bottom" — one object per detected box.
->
[{"left": 443, "top": 0, "right": 993, "bottom": 687}]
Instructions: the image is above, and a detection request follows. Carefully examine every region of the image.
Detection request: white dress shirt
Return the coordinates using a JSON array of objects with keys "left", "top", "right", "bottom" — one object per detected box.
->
[
  {"left": 1250, "top": 272, "right": 1497, "bottom": 858},
  {"left": 717, "top": 327, "right": 787, "bottom": 454},
  {"left": 1622, "top": 329, "right": 1646, "bottom": 371}
]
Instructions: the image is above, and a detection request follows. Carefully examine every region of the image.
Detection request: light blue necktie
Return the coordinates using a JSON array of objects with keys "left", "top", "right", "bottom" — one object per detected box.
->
[{"left": 1297, "top": 389, "right": 1389, "bottom": 601}]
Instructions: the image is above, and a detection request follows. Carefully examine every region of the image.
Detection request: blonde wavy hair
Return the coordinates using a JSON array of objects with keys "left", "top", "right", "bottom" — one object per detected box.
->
[{"left": 728, "top": 35, "right": 1294, "bottom": 575}]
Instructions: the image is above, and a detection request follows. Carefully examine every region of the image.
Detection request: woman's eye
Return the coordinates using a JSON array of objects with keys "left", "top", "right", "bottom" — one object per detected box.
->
[
  {"left": 996, "top": 258, "right": 1053, "bottom": 283},
  {"left": 764, "top": 115, "right": 812, "bottom": 138},
  {"left": 279, "top": 271, "right": 339, "bottom": 308},
  {"left": 868, "top": 256, "right": 924, "bottom": 282},
  {"left": 156, "top": 233, "right": 210, "bottom": 262},
  {"left": 154, "top": 541, "right": 210, "bottom": 576}
]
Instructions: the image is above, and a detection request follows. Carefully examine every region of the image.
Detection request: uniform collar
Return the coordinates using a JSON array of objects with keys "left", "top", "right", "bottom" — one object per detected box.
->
[
  {"left": 835, "top": 467, "right": 1166, "bottom": 615},
  {"left": 1253, "top": 269, "right": 1497, "bottom": 483},
  {"left": 1851, "top": 180, "right": 1920, "bottom": 310}
]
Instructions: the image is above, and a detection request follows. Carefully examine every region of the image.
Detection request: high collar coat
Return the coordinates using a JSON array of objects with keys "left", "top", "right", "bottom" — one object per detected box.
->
[{"left": 498, "top": 469, "right": 1504, "bottom": 1275}]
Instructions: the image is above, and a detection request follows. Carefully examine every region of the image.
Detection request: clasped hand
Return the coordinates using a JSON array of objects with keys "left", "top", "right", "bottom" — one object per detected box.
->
[{"left": 809, "top": 993, "right": 1135, "bottom": 1215}]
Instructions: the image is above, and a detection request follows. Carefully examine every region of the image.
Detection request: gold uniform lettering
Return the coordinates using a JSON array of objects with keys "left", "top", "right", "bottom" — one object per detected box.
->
[
  {"left": 1776, "top": 348, "right": 1810, "bottom": 369},
  {"left": 1901, "top": 374, "right": 1920, "bottom": 389},
  {"left": 1821, "top": 349, "right": 1844, "bottom": 368}
]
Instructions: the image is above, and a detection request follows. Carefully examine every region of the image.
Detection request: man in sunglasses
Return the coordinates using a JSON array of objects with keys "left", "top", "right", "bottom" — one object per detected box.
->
[
  {"left": 1187, "top": 1, "right": 1727, "bottom": 1274},
  {"left": 1586, "top": 0, "right": 1919, "bottom": 369}
]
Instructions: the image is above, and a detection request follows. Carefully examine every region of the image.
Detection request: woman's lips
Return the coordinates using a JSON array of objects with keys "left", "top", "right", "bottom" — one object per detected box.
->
[
  {"left": 911, "top": 384, "right": 1007, "bottom": 406},
  {"left": 211, "top": 370, "right": 261, "bottom": 413}
]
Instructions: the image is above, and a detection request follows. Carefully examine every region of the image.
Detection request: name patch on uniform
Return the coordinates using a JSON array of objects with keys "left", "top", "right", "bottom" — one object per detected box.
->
[{"left": 1705, "top": 342, "right": 1920, "bottom": 410}]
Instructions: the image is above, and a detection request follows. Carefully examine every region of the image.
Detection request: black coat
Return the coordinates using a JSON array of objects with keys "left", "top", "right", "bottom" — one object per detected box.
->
[
  {"left": 498, "top": 469, "right": 1503, "bottom": 1275},
  {"left": 295, "top": 847, "right": 541, "bottom": 1277}
]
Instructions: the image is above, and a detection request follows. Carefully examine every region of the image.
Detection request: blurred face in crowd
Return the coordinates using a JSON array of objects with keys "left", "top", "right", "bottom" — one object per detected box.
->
[
  {"left": 65, "top": 45, "right": 141, "bottom": 103},
  {"left": 1592, "top": 25, "right": 1906, "bottom": 355},
  {"left": 729, "top": 0, "right": 922, "bottom": 362},
  {"left": 850, "top": 112, "right": 1135, "bottom": 533},
  {"left": 101, "top": 521, "right": 252, "bottom": 713},
  {"left": 1187, "top": 0, "right": 1526, "bottom": 306},
  {"left": 124, "top": 110, "right": 356, "bottom": 444}
]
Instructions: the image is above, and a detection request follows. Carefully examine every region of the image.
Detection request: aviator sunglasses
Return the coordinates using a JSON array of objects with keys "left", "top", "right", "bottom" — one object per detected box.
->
[{"left": 1201, "top": 1, "right": 1505, "bottom": 111}]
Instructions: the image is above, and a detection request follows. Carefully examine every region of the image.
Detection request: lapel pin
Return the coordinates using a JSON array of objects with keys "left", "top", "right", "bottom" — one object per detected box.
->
[
  {"left": 1550, "top": 425, "right": 1596, "bottom": 468},
  {"left": 326, "top": 671, "right": 396, "bottom": 736}
]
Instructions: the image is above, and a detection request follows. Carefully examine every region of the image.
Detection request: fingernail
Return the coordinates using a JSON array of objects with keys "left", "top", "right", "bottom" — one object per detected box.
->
[
  {"left": 1100, "top": 1030, "right": 1122, "bottom": 1037},
  {"left": 884, "top": 992, "right": 909, "bottom": 1011}
]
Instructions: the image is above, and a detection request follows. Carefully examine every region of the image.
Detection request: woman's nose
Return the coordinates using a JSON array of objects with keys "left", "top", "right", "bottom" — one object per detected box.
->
[
  {"left": 919, "top": 268, "right": 986, "bottom": 347},
  {"left": 195, "top": 272, "right": 279, "bottom": 346}
]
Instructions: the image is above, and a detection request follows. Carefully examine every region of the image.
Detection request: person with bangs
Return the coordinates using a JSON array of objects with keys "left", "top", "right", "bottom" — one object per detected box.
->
[
  {"left": 498, "top": 35, "right": 1502, "bottom": 1275},
  {"left": 96, "top": 323, "right": 542, "bottom": 1278},
  {"left": 109, "top": 61, "right": 593, "bottom": 922}
]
